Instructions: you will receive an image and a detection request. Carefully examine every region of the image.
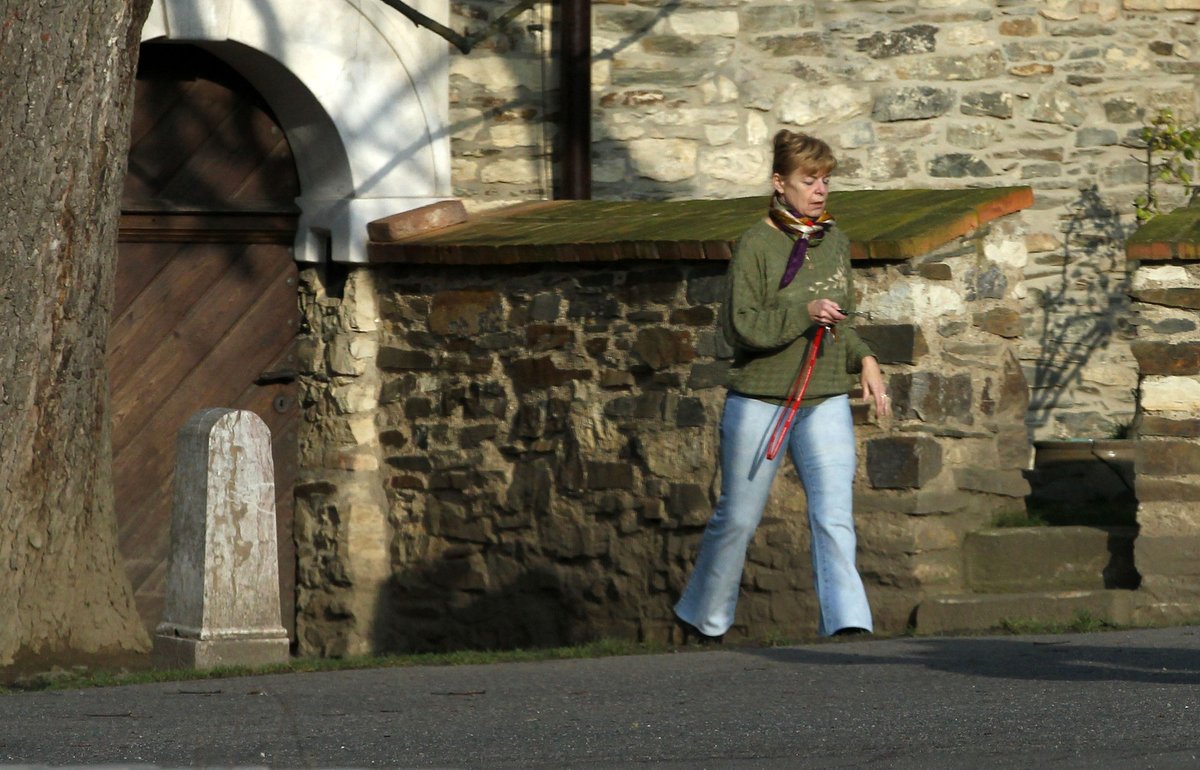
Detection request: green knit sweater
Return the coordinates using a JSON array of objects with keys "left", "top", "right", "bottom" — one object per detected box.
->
[{"left": 720, "top": 219, "right": 875, "bottom": 405}]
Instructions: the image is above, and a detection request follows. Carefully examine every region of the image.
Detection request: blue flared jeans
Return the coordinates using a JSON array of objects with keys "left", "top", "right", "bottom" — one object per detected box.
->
[{"left": 674, "top": 392, "right": 873, "bottom": 637}]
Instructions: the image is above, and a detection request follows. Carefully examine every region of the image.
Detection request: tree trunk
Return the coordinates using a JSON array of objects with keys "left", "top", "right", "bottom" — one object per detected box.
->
[{"left": 0, "top": 1, "right": 153, "bottom": 667}]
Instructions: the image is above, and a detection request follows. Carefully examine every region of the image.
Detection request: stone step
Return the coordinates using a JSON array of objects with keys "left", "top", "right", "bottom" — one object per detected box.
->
[
  {"left": 914, "top": 589, "right": 1137, "bottom": 636},
  {"left": 964, "top": 526, "right": 1139, "bottom": 594}
]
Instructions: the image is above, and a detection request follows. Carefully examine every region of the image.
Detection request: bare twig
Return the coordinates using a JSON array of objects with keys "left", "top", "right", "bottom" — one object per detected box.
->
[{"left": 377, "top": 0, "right": 543, "bottom": 54}]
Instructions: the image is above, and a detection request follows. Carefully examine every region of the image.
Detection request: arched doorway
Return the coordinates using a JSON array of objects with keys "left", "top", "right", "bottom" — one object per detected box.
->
[{"left": 112, "top": 41, "right": 301, "bottom": 638}]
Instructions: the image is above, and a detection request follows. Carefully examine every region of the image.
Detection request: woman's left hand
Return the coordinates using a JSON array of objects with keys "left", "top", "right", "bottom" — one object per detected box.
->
[{"left": 860, "top": 356, "right": 890, "bottom": 417}]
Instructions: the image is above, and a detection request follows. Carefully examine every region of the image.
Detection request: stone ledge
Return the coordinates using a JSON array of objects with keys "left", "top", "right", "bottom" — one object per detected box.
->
[
  {"left": 913, "top": 589, "right": 1136, "bottom": 635},
  {"left": 153, "top": 634, "right": 289, "bottom": 670},
  {"left": 367, "top": 187, "right": 1034, "bottom": 266},
  {"left": 1127, "top": 202, "right": 1200, "bottom": 261}
]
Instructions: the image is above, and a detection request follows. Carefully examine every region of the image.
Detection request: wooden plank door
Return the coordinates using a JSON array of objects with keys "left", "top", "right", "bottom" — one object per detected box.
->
[{"left": 112, "top": 42, "right": 302, "bottom": 640}]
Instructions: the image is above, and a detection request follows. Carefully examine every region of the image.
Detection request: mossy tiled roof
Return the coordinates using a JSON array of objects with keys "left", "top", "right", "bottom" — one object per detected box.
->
[
  {"left": 367, "top": 187, "right": 1034, "bottom": 265},
  {"left": 1126, "top": 202, "right": 1200, "bottom": 261}
]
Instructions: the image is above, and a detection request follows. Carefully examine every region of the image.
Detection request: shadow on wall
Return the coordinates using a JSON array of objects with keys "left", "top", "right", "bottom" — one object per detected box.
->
[
  {"left": 588, "top": 0, "right": 753, "bottom": 202},
  {"left": 1022, "top": 439, "right": 1138, "bottom": 528},
  {"left": 1027, "top": 186, "right": 1133, "bottom": 438},
  {"left": 371, "top": 561, "right": 603, "bottom": 654}
]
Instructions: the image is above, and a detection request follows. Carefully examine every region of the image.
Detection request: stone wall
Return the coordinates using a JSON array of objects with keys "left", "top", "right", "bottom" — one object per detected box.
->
[
  {"left": 1126, "top": 204, "right": 1200, "bottom": 624},
  {"left": 447, "top": 0, "right": 1200, "bottom": 440},
  {"left": 292, "top": 203, "right": 1034, "bottom": 654}
]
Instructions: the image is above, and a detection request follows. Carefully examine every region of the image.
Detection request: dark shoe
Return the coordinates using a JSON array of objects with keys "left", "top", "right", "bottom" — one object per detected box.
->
[
  {"left": 675, "top": 617, "right": 723, "bottom": 646},
  {"left": 832, "top": 626, "right": 871, "bottom": 637}
]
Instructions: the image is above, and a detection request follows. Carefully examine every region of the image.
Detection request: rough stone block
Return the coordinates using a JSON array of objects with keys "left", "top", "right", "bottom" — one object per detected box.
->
[
  {"left": 1141, "top": 376, "right": 1200, "bottom": 413},
  {"left": 528, "top": 293, "right": 561, "bottom": 322},
  {"left": 1136, "top": 477, "right": 1200, "bottom": 503},
  {"left": 633, "top": 328, "right": 696, "bottom": 370},
  {"left": 429, "top": 290, "right": 504, "bottom": 337},
  {"left": 1137, "top": 416, "right": 1200, "bottom": 437},
  {"left": 1136, "top": 499, "right": 1200, "bottom": 538},
  {"left": 587, "top": 462, "right": 635, "bottom": 490},
  {"left": 998, "top": 18, "right": 1038, "bottom": 36},
  {"left": 866, "top": 436, "right": 944, "bottom": 489},
  {"left": 872, "top": 86, "right": 954, "bottom": 122},
  {"left": 1131, "top": 341, "right": 1200, "bottom": 376},
  {"left": 969, "top": 265, "right": 1008, "bottom": 300},
  {"left": 669, "top": 306, "right": 715, "bottom": 326},
  {"left": 965, "top": 526, "right": 1138, "bottom": 592},
  {"left": 752, "top": 32, "right": 826, "bottom": 57},
  {"left": 505, "top": 461, "right": 552, "bottom": 518},
  {"left": 367, "top": 199, "right": 468, "bottom": 242},
  {"left": 856, "top": 24, "right": 937, "bottom": 59},
  {"left": 1031, "top": 86, "right": 1086, "bottom": 126},
  {"left": 686, "top": 273, "right": 726, "bottom": 305},
  {"left": 961, "top": 91, "right": 1014, "bottom": 118},
  {"left": 154, "top": 409, "right": 289, "bottom": 670},
  {"left": 917, "top": 262, "right": 953, "bottom": 281},
  {"left": 1136, "top": 439, "right": 1200, "bottom": 476},
  {"left": 404, "top": 396, "right": 434, "bottom": 419},
  {"left": 428, "top": 498, "right": 492, "bottom": 543},
  {"left": 386, "top": 454, "right": 433, "bottom": 472},
  {"left": 509, "top": 357, "right": 591, "bottom": 390},
  {"left": 673, "top": 398, "right": 706, "bottom": 428},
  {"left": 600, "top": 370, "right": 635, "bottom": 389},
  {"left": 953, "top": 467, "right": 1031, "bottom": 498},
  {"left": 568, "top": 295, "right": 621, "bottom": 319},
  {"left": 929, "top": 153, "right": 994, "bottom": 178},
  {"left": 687, "top": 361, "right": 729, "bottom": 390},
  {"left": 1131, "top": 288, "right": 1200, "bottom": 310},
  {"left": 856, "top": 324, "right": 929, "bottom": 364},
  {"left": 459, "top": 424, "right": 498, "bottom": 448},
  {"left": 1136, "top": 535, "right": 1200, "bottom": 578},
  {"left": 668, "top": 483, "right": 711, "bottom": 526},
  {"left": 896, "top": 50, "right": 1006, "bottom": 81},
  {"left": 974, "top": 308, "right": 1022, "bottom": 338},
  {"left": 527, "top": 324, "right": 574, "bottom": 351},
  {"left": 604, "top": 393, "right": 666, "bottom": 421},
  {"left": 1000, "top": 352, "right": 1031, "bottom": 417},
  {"left": 915, "top": 590, "right": 1134, "bottom": 636},
  {"left": 464, "top": 382, "right": 507, "bottom": 419},
  {"left": 890, "top": 372, "right": 973, "bottom": 424},
  {"left": 378, "top": 347, "right": 434, "bottom": 371},
  {"left": 1009, "top": 63, "right": 1054, "bottom": 77}
]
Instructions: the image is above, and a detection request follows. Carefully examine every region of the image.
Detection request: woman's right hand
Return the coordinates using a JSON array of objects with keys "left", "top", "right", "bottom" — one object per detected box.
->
[{"left": 807, "top": 298, "right": 846, "bottom": 327}]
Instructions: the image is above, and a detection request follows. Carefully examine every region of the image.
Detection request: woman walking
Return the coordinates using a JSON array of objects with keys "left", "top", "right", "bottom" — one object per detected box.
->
[{"left": 674, "top": 130, "right": 890, "bottom": 642}]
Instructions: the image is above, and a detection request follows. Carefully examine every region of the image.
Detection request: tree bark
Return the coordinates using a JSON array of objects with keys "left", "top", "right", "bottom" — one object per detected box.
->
[{"left": 0, "top": 1, "right": 153, "bottom": 666}]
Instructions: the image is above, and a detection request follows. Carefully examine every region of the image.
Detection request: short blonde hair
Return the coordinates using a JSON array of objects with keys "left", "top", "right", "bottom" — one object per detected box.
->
[{"left": 772, "top": 129, "right": 837, "bottom": 178}]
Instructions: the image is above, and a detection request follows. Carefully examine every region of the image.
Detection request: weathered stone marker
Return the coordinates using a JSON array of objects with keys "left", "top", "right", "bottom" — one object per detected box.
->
[{"left": 154, "top": 408, "right": 289, "bottom": 669}]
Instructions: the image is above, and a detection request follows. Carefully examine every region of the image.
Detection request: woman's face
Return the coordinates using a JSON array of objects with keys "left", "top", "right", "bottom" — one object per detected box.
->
[{"left": 772, "top": 166, "right": 831, "bottom": 219}]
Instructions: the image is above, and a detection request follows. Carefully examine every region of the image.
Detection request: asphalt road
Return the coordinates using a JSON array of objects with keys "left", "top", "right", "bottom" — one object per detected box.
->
[{"left": 3, "top": 626, "right": 1200, "bottom": 769}]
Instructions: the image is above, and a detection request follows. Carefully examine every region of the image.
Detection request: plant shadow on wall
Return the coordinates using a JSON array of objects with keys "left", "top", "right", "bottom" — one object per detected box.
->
[{"left": 1027, "top": 186, "right": 1133, "bottom": 438}]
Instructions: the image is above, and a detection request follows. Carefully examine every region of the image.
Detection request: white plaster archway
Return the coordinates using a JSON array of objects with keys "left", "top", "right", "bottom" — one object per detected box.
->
[{"left": 142, "top": 0, "right": 452, "bottom": 263}]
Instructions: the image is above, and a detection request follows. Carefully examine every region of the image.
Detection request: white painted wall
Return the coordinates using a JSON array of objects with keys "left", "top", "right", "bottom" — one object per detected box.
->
[{"left": 142, "top": 0, "right": 453, "bottom": 263}]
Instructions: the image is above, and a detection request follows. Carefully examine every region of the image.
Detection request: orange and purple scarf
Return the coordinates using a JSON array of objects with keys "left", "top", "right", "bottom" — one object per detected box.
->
[{"left": 768, "top": 194, "right": 835, "bottom": 289}]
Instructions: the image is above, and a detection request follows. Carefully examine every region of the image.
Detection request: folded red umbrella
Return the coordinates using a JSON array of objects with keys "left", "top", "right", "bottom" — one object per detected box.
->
[{"left": 765, "top": 325, "right": 827, "bottom": 461}]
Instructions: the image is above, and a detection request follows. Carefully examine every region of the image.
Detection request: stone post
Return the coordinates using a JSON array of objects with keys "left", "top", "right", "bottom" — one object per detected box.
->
[{"left": 154, "top": 408, "right": 290, "bottom": 669}]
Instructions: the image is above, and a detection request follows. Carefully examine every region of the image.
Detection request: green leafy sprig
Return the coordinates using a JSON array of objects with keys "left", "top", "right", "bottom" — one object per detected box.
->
[{"left": 1134, "top": 109, "right": 1200, "bottom": 224}]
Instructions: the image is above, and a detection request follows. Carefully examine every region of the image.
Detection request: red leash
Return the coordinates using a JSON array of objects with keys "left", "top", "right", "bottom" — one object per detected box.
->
[{"left": 765, "top": 326, "right": 827, "bottom": 461}]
